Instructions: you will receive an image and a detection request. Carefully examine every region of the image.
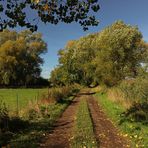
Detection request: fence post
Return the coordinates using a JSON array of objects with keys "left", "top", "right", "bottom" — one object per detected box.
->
[
  {"left": 37, "top": 91, "right": 39, "bottom": 102},
  {"left": 16, "top": 93, "right": 19, "bottom": 116},
  {"left": 48, "top": 87, "right": 49, "bottom": 99}
]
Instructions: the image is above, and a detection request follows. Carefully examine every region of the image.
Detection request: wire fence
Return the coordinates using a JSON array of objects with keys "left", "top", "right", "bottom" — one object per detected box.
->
[{"left": 0, "top": 88, "right": 49, "bottom": 116}]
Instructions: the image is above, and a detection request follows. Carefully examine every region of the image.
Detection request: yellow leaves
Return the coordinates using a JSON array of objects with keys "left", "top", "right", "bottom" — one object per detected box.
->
[
  {"left": 138, "top": 136, "right": 142, "bottom": 140},
  {"left": 99, "top": 133, "right": 106, "bottom": 138},
  {"left": 74, "top": 116, "right": 77, "bottom": 120},
  {"left": 123, "top": 133, "right": 128, "bottom": 137},
  {"left": 136, "top": 144, "right": 139, "bottom": 147},
  {"left": 126, "top": 144, "right": 130, "bottom": 148},
  {"left": 43, "top": 4, "right": 51, "bottom": 12},
  {"left": 134, "top": 135, "right": 138, "bottom": 138},
  {"left": 69, "top": 136, "right": 74, "bottom": 140},
  {"left": 66, "top": 40, "right": 76, "bottom": 49},
  {"left": 130, "top": 136, "right": 133, "bottom": 139},
  {"left": 31, "top": 0, "right": 40, "bottom": 4}
]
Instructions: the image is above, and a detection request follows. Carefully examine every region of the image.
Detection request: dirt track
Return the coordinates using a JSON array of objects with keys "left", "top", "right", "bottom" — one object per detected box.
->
[
  {"left": 40, "top": 96, "right": 80, "bottom": 148},
  {"left": 87, "top": 95, "right": 130, "bottom": 148},
  {"left": 40, "top": 92, "right": 130, "bottom": 148}
]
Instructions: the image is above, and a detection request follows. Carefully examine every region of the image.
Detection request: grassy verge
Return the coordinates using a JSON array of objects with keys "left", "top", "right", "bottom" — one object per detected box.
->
[
  {"left": 71, "top": 98, "right": 98, "bottom": 148},
  {"left": 1, "top": 97, "right": 74, "bottom": 148},
  {"left": 95, "top": 93, "right": 148, "bottom": 148}
]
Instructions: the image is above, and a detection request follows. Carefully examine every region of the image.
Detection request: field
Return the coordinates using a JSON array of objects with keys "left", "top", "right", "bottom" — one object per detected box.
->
[{"left": 0, "top": 88, "right": 48, "bottom": 112}]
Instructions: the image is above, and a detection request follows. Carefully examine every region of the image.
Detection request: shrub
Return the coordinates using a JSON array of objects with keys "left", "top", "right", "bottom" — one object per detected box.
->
[
  {"left": 28, "top": 108, "right": 39, "bottom": 120},
  {"left": 70, "top": 83, "right": 81, "bottom": 94},
  {"left": 48, "top": 88, "right": 64, "bottom": 103},
  {"left": 47, "top": 84, "right": 81, "bottom": 103},
  {"left": 119, "top": 78, "right": 148, "bottom": 103},
  {"left": 107, "top": 87, "right": 131, "bottom": 108},
  {"left": 0, "top": 101, "right": 29, "bottom": 146},
  {"left": 0, "top": 101, "right": 9, "bottom": 132},
  {"left": 8, "top": 117, "right": 29, "bottom": 132},
  {"left": 121, "top": 102, "right": 148, "bottom": 123},
  {"left": 40, "top": 105, "right": 50, "bottom": 117},
  {"left": 111, "top": 77, "right": 148, "bottom": 123}
]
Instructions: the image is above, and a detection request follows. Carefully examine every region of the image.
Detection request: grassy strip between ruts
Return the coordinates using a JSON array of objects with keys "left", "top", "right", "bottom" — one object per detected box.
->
[
  {"left": 2, "top": 97, "right": 74, "bottom": 148},
  {"left": 71, "top": 97, "right": 98, "bottom": 148},
  {"left": 95, "top": 93, "right": 148, "bottom": 148}
]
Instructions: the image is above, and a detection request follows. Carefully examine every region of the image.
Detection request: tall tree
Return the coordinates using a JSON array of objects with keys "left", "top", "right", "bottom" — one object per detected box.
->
[
  {"left": 0, "top": 29, "right": 47, "bottom": 86},
  {"left": 0, "top": 0, "right": 100, "bottom": 31},
  {"left": 50, "top": 21, "right": 147, "bottom": 87},
  {"left": 94, "top": 21, "right": 145, "bottom": 86}
]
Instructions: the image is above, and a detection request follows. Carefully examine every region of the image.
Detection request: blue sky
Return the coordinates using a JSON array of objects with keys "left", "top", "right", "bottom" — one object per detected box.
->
[{"left": 35, "top": 0, "right": 148, "bottom": 78}]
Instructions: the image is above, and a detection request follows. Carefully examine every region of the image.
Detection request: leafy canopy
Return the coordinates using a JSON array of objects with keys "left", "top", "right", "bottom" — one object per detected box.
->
[
  {"left": 50, "top": 21, "right": 147, "bottom": 87},
  {"left": 0, "top": 0, "right": 100, "bottom": 31},
  {"left": 0, "top": 29, "right": 47, "bottom": 86}
]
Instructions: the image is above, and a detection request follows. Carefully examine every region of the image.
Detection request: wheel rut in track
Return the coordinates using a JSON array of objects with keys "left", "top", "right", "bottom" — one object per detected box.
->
[{"left": 87, "top": 95, "right": 131, "bottom": 148}]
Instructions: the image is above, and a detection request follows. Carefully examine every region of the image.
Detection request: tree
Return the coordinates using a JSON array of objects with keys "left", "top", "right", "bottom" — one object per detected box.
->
[
  {"left": 50, "top": 21, "right": 147, "bottom": 87},
  {"left": 0, "top": 0, "right": 100, "bottom": 31},
  {"left": 50, "top": 34, "right": 97, "bottom": 86},
  {"left": 0, "top": 29, "right": 47, "bottom": 86},
  {"left": 93, "top": 21, "right": 145, "bottom": 86}
]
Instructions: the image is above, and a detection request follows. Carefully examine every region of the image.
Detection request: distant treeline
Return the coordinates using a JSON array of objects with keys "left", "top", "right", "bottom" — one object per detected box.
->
[{"left": 0, "top": 77, "right": 49, "bottom": 88}]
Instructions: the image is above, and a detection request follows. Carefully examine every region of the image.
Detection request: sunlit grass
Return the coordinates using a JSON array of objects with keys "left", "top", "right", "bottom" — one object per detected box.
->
[
  {"left": 0, "top": 88, "right": 48, "bottom": 111},
  {"left": 71, "top": 98, "right": 98, "bottom": 148}
]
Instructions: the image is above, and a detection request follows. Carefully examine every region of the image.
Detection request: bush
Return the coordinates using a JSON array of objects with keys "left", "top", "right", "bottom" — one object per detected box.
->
[
  {"left": 113, "top": 77, "right": 148, "bottom": 123},
  {"left": 40, "top": 105, "right": 50, "bottom": 117},
  {"left": 9, "top": 117, "right": 29, "bottom": 132},
  {"left": 47, "top": 84, "right": 80, "bottom": 103},
  {"left": 28, "top": 108, "right": 39, "bottom": 120},
  {"left": 0, "top": 101, "right": 30, "bottom": 146},
  {"left": 0, "top": 101, "right": 9, "bottom": 132},
  {"left": 119, "top": 78, "right": 148, "bottom": 103},
  {"left": 121, "top": 102, "right": 148, "bottom": 123},
  {"left": 48, "top": 88, "right": 64, "bottom": 103}
]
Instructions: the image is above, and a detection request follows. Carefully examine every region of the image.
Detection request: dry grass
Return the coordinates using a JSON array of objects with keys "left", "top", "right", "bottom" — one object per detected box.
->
[{"left": 107, "top": 88, "right": 132, "bottom": 109}]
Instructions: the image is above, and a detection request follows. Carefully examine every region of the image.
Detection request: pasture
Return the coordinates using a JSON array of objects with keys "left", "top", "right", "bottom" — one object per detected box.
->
[{"left": 0, "top": 88, "right": 48, "bottom": 112}]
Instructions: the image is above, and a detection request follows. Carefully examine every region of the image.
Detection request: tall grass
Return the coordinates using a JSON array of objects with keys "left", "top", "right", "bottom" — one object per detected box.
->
[
  {"left": 0, "top": 88, "right": 48, "bottom": 112},
  {"left": 107, "top": 77, "right": 148, "bottom": 109},
  {"left": 107, "top": 87, "right": 132, "bottom": 108},
  {"left": 42, "top": 84, "right": 81, "bottom": 103},
  {"left": 0, "top": 84, "right": 80, "bottom": 147}
]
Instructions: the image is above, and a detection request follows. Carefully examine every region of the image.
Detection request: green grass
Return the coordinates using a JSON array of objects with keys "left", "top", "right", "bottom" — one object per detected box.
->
[
  {"left": 71, "top": 98, "right": 98, "bottom": 148},
  {"left": 0, "top": 88, "right": 48, "bottom": 111},
  {"left": 95, "top": 93, "right": 148, "bottom": 148}
]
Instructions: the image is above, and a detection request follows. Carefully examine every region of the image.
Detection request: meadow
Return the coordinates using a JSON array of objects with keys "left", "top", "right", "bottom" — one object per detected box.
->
[{"left": 0, "top": 88, "right": 48, "bottom": 112}]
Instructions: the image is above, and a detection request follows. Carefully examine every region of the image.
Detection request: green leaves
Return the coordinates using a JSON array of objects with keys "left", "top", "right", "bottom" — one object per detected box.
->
[
  {"left": 0, "top": 29, "right": 47, "bottom": 86},
  {"left": 50, "top": 21, "right": 147, "bottom": 87},
  {"left": 0, "top": 0, "right": 100, "bottom": 31}
]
